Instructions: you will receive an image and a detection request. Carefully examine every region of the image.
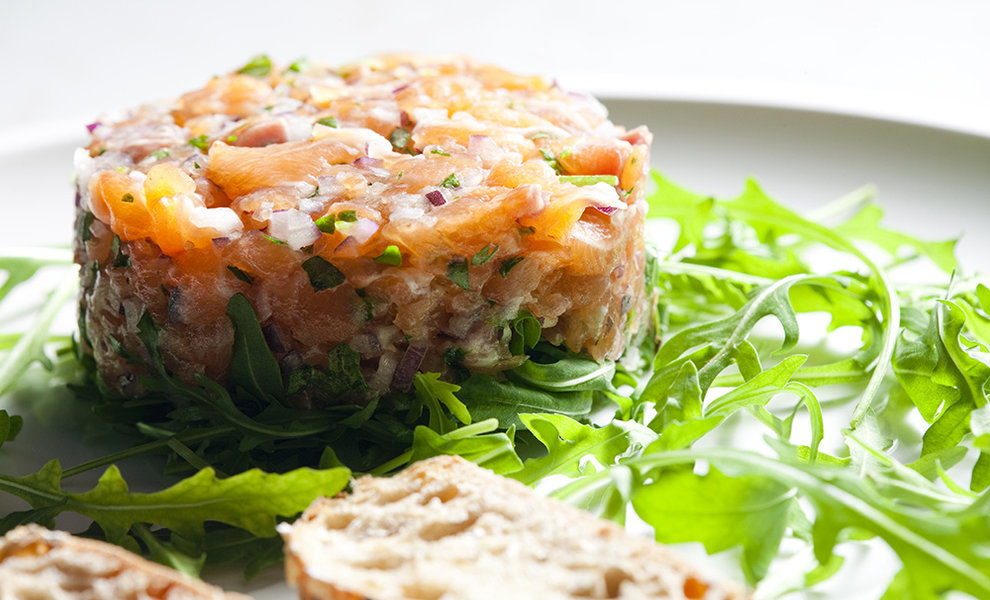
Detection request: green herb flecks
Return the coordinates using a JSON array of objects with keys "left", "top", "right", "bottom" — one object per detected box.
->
[
  {"left": 226, "top": 265, "right": 254, "bottom": 284},
  {"left": 440, "top": 173, "right": 460, "bottom": 189},
  {"left": 314, "top": 214, "right": 335, "bottom": 234},
  {"left": 559, "top": 175, "right": 619, "bottom": 187},
  {"left": 110, "top": 236, "right": 130, "bottom": 268},
  {"left": 237, "top": 55, "right": 272, "bottom": 77},
  {"left": 326, "top": 343, "right": 367, "bottom": 396},
  {"left": 446, "top": 259, "right": 470, "bottom": 291},
  {"left": 301, "top": 256, "right": 345, "bottom": 291},
  {"left": 389, "top": 128, "right": 413, "bottom": 154},
  {"left": 148, "top": 149, "right": 169, "bottom": 161},
  {"left": 316, "top": 117, "right": 338, "bottom": 128},
  {"left": 287, "top": 58, "right": 312, "bottom": 73},
  {"left": 374, "top": 245, "right": 402, "bottom": 266},
  {"left": 189, "top": 135, "right": 210, "bottom": 151},
  {"left": 120, "top": 193, "right": 134, "bottom": 203},
  {"left": 471, "top": 244, "right": 498, "bottom": 266},
  {"left": 499, "top": 257, "right": 524, "bottom": 277},
  {"left": 539, "top": 149, "right": 563, "bottom": 174}
]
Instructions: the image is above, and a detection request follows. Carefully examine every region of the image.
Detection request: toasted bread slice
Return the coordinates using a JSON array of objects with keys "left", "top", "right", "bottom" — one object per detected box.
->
[
  {"left": 0, "top": 524, "right": 248, "bottom": 599},
  {"left": 280, "top": 455, "right": 745, "bottom": 600}
]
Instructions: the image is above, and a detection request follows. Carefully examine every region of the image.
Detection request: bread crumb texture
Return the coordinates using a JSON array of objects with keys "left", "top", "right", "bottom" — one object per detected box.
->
[
  {"left": 0, "top": 525, "right": 246, "bottom": 600},
  {"left": 281, "top": 456, "right": 747, "bottom": 600}
]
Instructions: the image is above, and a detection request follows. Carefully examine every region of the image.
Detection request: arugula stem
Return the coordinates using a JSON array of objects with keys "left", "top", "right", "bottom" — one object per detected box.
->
[
  {"left": 720, "top": 204, "right": 899, "bottom": 427},
  {"left": 61, "top": 426, "right": 236, "bottom": 478},
  {"left": 653, "top": 260, "right": 774, "bottom": 286}
]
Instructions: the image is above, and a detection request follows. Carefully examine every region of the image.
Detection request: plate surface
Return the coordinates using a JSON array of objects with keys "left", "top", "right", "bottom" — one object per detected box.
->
[{"left": 1, "top": 100, "right": 989, "bottom": 598}]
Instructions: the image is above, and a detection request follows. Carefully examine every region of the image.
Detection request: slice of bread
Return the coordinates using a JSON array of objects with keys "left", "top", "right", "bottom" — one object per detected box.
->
[
  {"left": 280, "top": 455, "right": 746, "bottom": 600},
  {"left": 0, "top": 524, "right": 248, "bottom": 600}
]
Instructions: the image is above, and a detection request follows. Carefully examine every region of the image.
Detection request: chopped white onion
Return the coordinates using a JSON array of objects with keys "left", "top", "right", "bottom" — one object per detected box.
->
[
  {"left": 188, "top": 206, "right": 243, "bottom": 236},
  {"left": 312, "top": 126, "right": 392, "bottom": 158},
  {"left": 268, "top": 208, "right": 321, "bottom": 249},
  {"left": 575, "top": 182, "right": 625, "bottom": 212},
  {"left": 336, "top": 217, "right": 379, "bottom": 245}
]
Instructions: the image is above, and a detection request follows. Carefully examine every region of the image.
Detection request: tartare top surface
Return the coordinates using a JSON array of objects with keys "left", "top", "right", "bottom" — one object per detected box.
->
[{"left": 77, "top": 53, "right": 650, "bottom": 261}]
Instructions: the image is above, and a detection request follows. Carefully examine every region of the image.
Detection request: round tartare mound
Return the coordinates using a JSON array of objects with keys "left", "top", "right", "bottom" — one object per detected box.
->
[{"left": 73, "top": 54, "right": 651, "bottom": 404}]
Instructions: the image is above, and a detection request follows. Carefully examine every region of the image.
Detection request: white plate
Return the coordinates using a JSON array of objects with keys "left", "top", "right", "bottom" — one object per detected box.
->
[{"left": 1, "top": 100, "right": 989, "bottom": 598}]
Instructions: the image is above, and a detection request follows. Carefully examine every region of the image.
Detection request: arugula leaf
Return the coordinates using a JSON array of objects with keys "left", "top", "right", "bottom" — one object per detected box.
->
[
  {"left": 0, "top": 409, "right": 22, "bottom": 449},
  {"left": 456, "top": 375, "right": 595, "bottom": 428},
  {"left": 226, "top": 294, "right": 284, "bottom": 404},
  {"left": 0, "top": 460, "right": 349, "bottom": 541},
  {"left": 511, "top": 414, "right": 654, "bottom": 485},
  {"left": 408, "top": 420, "right": 522, "bottom": 475},
  {"left": 633, "top": 468, "right": 794, "bottom": 582},
  {"left": 413, "top": 372, "right": 470, "bottom": 432}
]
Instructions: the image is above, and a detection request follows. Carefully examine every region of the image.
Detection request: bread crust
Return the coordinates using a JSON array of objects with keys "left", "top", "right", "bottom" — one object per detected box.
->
[
  {"left": 0, "top": 524, "right": 249, "bottom": 600},
  {"left": 281, "top": 456, "right": 747, "bottom": 600}
]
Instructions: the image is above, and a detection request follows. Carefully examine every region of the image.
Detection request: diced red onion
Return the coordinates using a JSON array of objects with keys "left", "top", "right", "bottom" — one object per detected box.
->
[
  {"left": 393, "top": 83, "right": 411, "bottom": 94},
  {"left": 400, "top": 111, "right": 412, "bottom": 128},
  {"left": 262, "top": 323, "right": 289, "bottom": 353},
  {"left": 355, "top": 156, "right": 384, "bottom": 168},
  {"left": 392, "top": 344, "right": 427, "bottom": 391},
  {"left": 426, "top": 190, "right": 446, "bottom": 206},
  {"left": 86, "top": 121, "right": 102, "bottom": 133},
  {"left": 268, "top": 208, "right": 322, "bottom": 249},
  {"left": 594, "top": 205, "right": 619, "bottom": 215}
]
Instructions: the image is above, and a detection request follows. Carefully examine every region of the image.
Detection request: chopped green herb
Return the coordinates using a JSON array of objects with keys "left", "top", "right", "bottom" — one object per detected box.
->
[
  {"left": 226, "top": 265, "right": 254, "bottom": 284},
  {"left": 120, "top": 193, "right": 134, "bottom": 204},
  {"left": 336, "top": 210, "right": 357, "bottom": 223},
  {"left": 325, "top": 343, "right": 368, "bottom": 396},
  {"left": 149, "top": 149, "right": 169, "bottom": 161},
  {"left": 499, "top": 257, "right": 524, "bottom": 277},
  {"left": 262, "top": 234, "right": 286, "bottom": 245},
  {"left": 374, "top": 245, "right": 402, "bottom": 266},
  {"left": 530, "top": 132, "right": 554, "bottom": 140},
  {"left": 316, "top": 117, "right": 338, "bottom": 128},
  {"left": 189, "top": 135, "right": 210, "bottom": 151},
  {"left": 193, "top": 162, "right": 201, "bottom": 169},
  {"left": 237, "top": 55, "right": 272, "bottom": 77},
  {"left": 78, "top": 211, "right": 94, "bottom": 243},
  {"left": 559, "top": 175, "right": 619, "bottom": 187},
  {"left": 443, "top": 347, "right": 467, "bottom": 367},
  {"left": 441, "top": 173, "right": 461, "bottom": 189},
  {"left": 114, "top": 165, "right": 129, "bottom": 173},
  {"left": 447, "top": 259, "right": 470, "bottom": 291},
  {"left": 389, "top": 128, "right": 413, "bottom": 153},
  {"left": 539, "top": 148, "right": 563, "bottom": 174},
  {"left": 307, "top": 185, "right": 320, "bottom": 198},
  {"left": 517, "top": 226, "right": 536, "bottom": 237},
  {"left": 302, "top": 256, "right": 345, "bottom": 291},
  {"left": 430, "top": 149, "right": 450, "bottom": 157},
  {"left": 315, "top": 213, "right": 335, "bottom": 234},
  {"left": 110, "top": 235, "right": 130, "bottom": 268},
  {"left": 226, "top": 135, "right": 238, "bottom": 144},
  {"left": 287, "top": 58, "right": 312, "bottom": 73},
  {"left": 471, "top": 244, "right": 499, "bottom": 266},
  {"left": 559, "top": 148, "right": 572, "bottom": 160},
  {"left": 397, "top": 171, "right": 404, "bottom": 179}
]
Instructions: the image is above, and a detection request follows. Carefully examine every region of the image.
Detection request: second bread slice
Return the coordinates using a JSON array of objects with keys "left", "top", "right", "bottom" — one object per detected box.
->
[{"left": 280, "top": 455, "right": 744, "bottom": 600}]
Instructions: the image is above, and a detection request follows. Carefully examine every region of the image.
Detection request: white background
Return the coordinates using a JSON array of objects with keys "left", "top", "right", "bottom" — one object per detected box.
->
[{"left": 3, "top": 0, "right": 990, "bottom": 138}]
